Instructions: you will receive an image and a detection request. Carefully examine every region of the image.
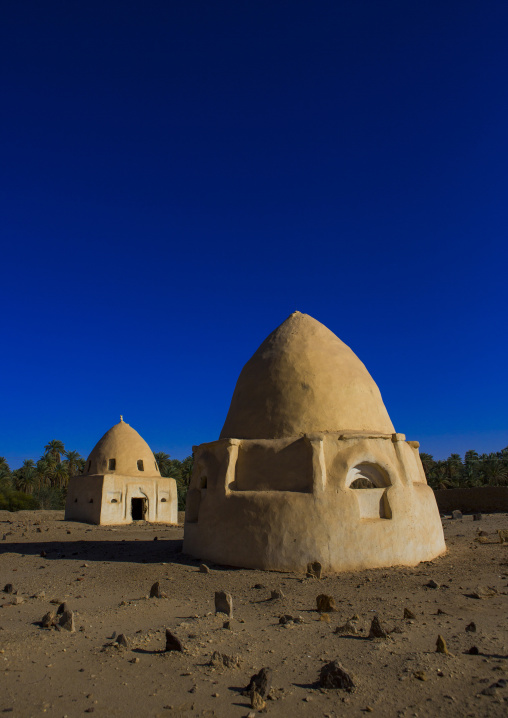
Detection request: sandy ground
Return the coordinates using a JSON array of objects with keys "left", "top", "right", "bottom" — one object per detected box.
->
[{"left": 0, "top": 510, "right": 507, "bottom": 718}]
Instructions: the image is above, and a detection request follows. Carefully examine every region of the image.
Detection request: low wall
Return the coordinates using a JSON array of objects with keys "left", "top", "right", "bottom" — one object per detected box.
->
[{"left": 433, "top": 486, "right": 508, "bottom": 513}]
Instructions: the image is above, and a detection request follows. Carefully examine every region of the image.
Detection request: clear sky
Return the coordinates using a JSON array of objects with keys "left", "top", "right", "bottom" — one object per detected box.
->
[{"left": 1, "top": 1, "right": 507, "bottom": 468}]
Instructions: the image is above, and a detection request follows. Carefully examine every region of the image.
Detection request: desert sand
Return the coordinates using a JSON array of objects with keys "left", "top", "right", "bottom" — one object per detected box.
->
[{"left": 1, "top": 510, "right": 507, "bottom": 717}]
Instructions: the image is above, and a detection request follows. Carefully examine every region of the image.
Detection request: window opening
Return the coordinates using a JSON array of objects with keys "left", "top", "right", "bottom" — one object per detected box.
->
[
  {"left": 108, "top": 458, "right": 116, "bottom": 470},
  {"left": 137, "top": 460, "right": 144, "bottom": 471}
]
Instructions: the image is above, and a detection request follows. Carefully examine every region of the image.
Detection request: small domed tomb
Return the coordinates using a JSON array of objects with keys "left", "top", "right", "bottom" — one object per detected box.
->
[
  {"left": 65, "top": 418, "right": 178, "bottom": 525},
  {"left": 183, "top": 312, "right": 445, "bottom": 572}
]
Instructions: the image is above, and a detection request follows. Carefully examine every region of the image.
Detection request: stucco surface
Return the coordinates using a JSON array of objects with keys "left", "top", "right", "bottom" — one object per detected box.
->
[
  {"left": 184, "top": 312, "right": 445, "bottom": 573},
  {"left": 220, "top": 312, "right": 395, "bottom": 440}
]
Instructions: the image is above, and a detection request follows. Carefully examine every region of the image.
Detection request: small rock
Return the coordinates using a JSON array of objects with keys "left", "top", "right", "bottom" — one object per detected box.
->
[
  {"left": 436, "top": 635, "right": 448, "bottom": 654},
  {"left": 334, "top": 620, "right": 358, "bottom": 635},
  {"left": 306, "top": 561, "right": 322, "bottom": 579},
  {"left": 319, "top": 660, "right": 355, "bottom": 691},
  {"left": 223, "top": 620, "right": 231, "bottom": 630},
  {"left": 242, "top": 667, "right": 273, "bottom": 698},
  {"left": 36, "top": 527, "right": 42, "bottom": 533},
  {"left": 319, "top": 613, "right": 330, "bottom": 623},
  {"left": 57, "top": 602, "right": 69, "bottom": 615},
  {"left": 250, "top": 690, "right": 266, "bottom": 711},
  {"left": 210, "top": 651, "right": 240, "bottom": 669},
  {"left": 270, "top": 588, "right": 284, "bottom": 600},
  {"left": 59, "top": 610, "right": 75, "bottom": 632},
  {"left": 465, "top": 621, "right": 476, "bottom": 632},
  {"left": 471, "top": 586, "right": 497, "bottom": 599},
  {"left": 252, "top": 583, "right": 266, "bottom": 590},
  {"left": 3, "top": 584, "right": 14, "bottom": 594},
  {"left": 199, "top": 564, "right": 210, "bottom": 574},
  {"left": 426, "top": 580, "right": 439, "bottom": 589},
  {"left": 404, "top": 608, "right": 416, "bottom": 620},
  {"left": 468, "top": 646, "right": 479, "bottom": 655},
  {"left": 130, "top": 657, "right": 139, "bottom": 664},
  {"left": 473, "top": 513, "right": 482, "bottom": 521},
  {"left": 498, "top": 529, "right": 508, "bottom": 543},
  {"left": 369, "top": 615, "right": 388, "bottom": 639},
  {"left": 451, "top": 510, "right": 462, "bottom": 520},
  {"left": 41, "top": 611, "right": 56, "bottom": 628},
  {"left": 215, "top": 591, "right": 233, "bottom": 617},
  {"left": 165, "top": 629, "right": 183, "bottom": 652},
  {"left": 481, "top": 680, "right": 507, "bottom": 696},
  {"left": 116, "top": 633, "right": 129, "bottom": 648},
  {"left": 40, "top": 550, "right": 46, "bottom": 558},
  {"left": 316, "top": 594, "right": 336, "bottom": 612},
  {"left": 149, "top": 581, "right": 165, "bottom": 598},
  {"left": 12, "top": 596, "right": 24, "bottom": 605},
  {"left": 153, "top": 536, "right": 158, "bottom": 541},
  {"left": 414, "top": 671, "right": 427, "bottom": 681},
  {"left": 32, "top": 590, "right": 45, "bottom": 599}
]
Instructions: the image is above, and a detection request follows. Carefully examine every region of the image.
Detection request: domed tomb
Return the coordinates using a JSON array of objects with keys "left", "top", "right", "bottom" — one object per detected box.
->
[
  {"left": 183, "top": 312, "right": 445, "bottom": 572},
  {"left": 65, "top": 418, "right": 177, "bottom": 525}
]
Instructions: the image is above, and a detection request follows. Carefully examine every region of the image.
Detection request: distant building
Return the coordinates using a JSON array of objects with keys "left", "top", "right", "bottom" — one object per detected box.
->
[
  {"left": 65, "top": 418, "right": 177, "bottom": 525},
  {"left": 183, "top": 312, "right": 446, "bottom": 572}
]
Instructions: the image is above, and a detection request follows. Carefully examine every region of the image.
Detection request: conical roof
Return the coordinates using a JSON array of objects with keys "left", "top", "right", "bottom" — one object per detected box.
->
[
  {"left": 220, "top": 312, "right": 395, "bottom": 440},
  {"left": 84, "top": 418, "right": 161, "bottom": 477}
]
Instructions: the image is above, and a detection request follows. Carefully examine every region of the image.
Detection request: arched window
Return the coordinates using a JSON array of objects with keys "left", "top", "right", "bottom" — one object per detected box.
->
[{"left": 137, "top": 460, "right": 144, "bottom": 471}]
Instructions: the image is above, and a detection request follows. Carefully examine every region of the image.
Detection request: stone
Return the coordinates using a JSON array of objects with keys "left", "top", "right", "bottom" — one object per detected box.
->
[
  {"left": 3, "top": 584, "right": 14, "bottom": 594},
  {"left": 368, "top": 616, "right": 388, "bottom": 639},
  {"left": 279, "top": 614, "right": 294, "bottom": 625},
  {"left": 210, "top": 651, "right": 240, "bottom": 669},
  {"left": 473, "top": 513, "right": 482, "bottom": 521},
  {"left": 59, "top": 610, "right": 75, "bottom": 632},
  {"left": 199, "top": 564, "right": 210, "bottom": 573},
  {"left": 270, "top": 588, "right": 284, "bottom": 600},
  {"left": 316, "top": 594, "right": 336, "bottom": 612},
  {"left": 222, "top": 620, "right": 231, "bottom": 630},
  {"left": 319, "top": 660, "right": 355, "bottom": 691},
  {"left": 436, "top": 635, "right": 448, "bottom": 654},
  {"left": 306, "top": 561, "right": 322, "bottom": 579},
  {"left": 465, "top": 621, "right": 476, "bottom": 632},
  {"left": 481, "top": 680, "right": 507, "bottom": 696},
  {"left": 468, "top": 646, "right": 479, "bottom": 655},
  {"left": 116, "top": 633, "right": 129, "bottom": 648},
  {"left": 57, "top": 602, "right": 69, "bottom": 615},
  {"left": 498, "top": 529, "right": 508, "bottom": 543},
  {"left": 149, "top": 581, "right": 165, "bottom": 598},
  {"left": 214, "top": 591, "right": 233, "bottom": 617},
  {"left": 471, "top": 585, "right": 497, "bottom": 599},
  {"left": 334, "top": 620, "right": 358, "bottom": 635},
  {"left": 165, "top": 629, "right": 183, "bottom": 652},
  {"left": 242, "top": 667, "right": 273, "bottom": 698},
  {"left": 404, "top": 608, "right": 416, "bottom": 619},
  {"left": 250, "top": 691, "right": 266, "bottom": 711},
  {"left": 426, "top": 580, "right": 439, "bottom": 589},
  {"left": 252, "top": 583, "right": 266, "bottom": 590},
  {"left": 41, "top": 611, "right": 56, "bottom": 628},
  {"left": 12, "top": 596, "right": 24, "bottom": 605},
  {"left": 451, "top": 510, "right": 462, "bottom": 520},
  {"left": 413, "top": 671, "right": 427, "bottom": 681},
  {"left": 40, "top": 550, "right": 46, "bottom": 558}
]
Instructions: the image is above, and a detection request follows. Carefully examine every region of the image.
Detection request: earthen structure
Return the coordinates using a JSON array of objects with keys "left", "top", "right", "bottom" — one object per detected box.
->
[
  {"left": 183, "top": 312, "right": 446, "bottom": 572},
  {"left": 65, "top": 418, "right": 177, "bottom": 525}
]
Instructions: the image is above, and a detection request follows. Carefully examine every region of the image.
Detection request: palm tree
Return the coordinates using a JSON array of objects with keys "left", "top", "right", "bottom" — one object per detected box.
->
[
  {"left": 36, "top": 456, "right": 56, "bottom": 488},
  {"left": 44, "top": 440, "right": 65, "bottom": 464},
  {"left": 14, "top": 459, "right": 36, "bottom": 494},
  {"left": 63, "top": 450, "right": 84, "bottom": 478},
  {"left": 0, "top": 457, "right": 11, "bottom": 491},
  {"left": 154, "top": 452, "right": 172, "bottom": 477},
  {"left": 54, "top": 462, "right": 69, "bottom": 490}
]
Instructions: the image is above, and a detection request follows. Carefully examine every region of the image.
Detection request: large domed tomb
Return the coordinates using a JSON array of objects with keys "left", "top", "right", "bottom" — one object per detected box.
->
[
  {"left": 65, "top": 418, "right": 178, "bottom": 525},
  {"left": 183, "top": 312, "right": 445, "bottom": 572}
]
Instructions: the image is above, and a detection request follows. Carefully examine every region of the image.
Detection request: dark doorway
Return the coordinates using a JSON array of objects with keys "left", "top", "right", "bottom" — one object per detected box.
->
[{"left": 131, "top": 497, "right": 146, "bottom": 521}]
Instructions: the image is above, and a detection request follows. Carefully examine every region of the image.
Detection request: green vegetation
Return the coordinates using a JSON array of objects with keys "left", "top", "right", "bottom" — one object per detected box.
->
[
  {"left": 421, "top": 447, "right": 508, "bottom": 489},
  {"left": 154, "top": 452, "right": 194, "bottom": 510}
]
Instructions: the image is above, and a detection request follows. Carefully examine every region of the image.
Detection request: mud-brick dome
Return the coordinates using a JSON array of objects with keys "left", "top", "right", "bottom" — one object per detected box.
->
[
  {"left": 83, "top": 419, "right": 161, "bottom": 477},
  {"left": 220, "top": 312, "right": 395, "bottom": 440}
]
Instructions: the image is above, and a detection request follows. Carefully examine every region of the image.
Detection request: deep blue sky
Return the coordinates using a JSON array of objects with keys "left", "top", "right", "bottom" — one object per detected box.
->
[{"left": 1, "top": 1, "right": 507, "bottom": 468}]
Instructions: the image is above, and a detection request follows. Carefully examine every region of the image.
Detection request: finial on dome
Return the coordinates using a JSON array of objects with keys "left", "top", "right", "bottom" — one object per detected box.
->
[{"left": 120, "top": 415, "right": 123, "bottom": 422}]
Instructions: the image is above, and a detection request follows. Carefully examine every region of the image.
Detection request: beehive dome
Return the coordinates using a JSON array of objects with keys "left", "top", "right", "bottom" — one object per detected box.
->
[
  {"left": 84, "top": 418, "right": 161, "bottom": 477},
  {"left": 220, "top": 312, "right": 395, "bottom": 440}
]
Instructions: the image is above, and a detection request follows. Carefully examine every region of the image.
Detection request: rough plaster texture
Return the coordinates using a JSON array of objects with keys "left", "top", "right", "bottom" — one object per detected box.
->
[
  {"left": 434, "top": 487, "right": 508, "bottom": 514},
  {"left": 184, "top": 312, "right": 445, "bottom": 572},
  {"left": 65, "top": 420, "right": 177, "bottom": 525}
]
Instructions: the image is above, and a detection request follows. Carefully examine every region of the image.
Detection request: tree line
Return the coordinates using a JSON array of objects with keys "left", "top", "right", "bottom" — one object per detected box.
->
[
  {"left": 420, "top": 447, "right": 508, "bottom": 489},
  {"left": 0, "top": 440, "right": 194, "bottom": 511}
]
